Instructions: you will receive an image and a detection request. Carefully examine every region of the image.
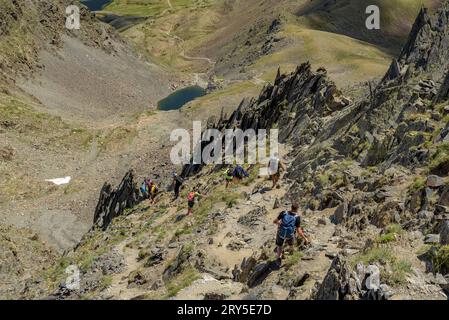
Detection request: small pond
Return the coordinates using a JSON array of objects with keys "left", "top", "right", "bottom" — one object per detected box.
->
[
  {"left": 157, "top": 86, "right": 206, "bottom": 111},
  {"left": 80, "top": 0, "right": 112, "bottom": 11}
]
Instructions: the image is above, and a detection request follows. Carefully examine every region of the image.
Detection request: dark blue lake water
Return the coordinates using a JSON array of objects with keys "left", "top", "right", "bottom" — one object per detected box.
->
[
  {"left": 158, "top": 86, "right": 206, "bottom": 111},
  {"left": 81, "top": 0, "right": 112, "bottom": 11}
]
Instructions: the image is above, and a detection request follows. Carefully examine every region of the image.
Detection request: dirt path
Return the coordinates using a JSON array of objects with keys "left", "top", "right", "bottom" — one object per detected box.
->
[
  {"left": 169, "top": 145, "right": 341, "bottom": 299},
  {"left": 103, "top": 242, "right": 142, "bottom": 299},
  {"left": 162, "top": 0, "right": 216, "bottom": 67}
]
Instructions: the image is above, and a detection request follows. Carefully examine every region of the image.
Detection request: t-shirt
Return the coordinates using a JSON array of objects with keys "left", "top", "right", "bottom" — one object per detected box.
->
[
  {"left": 174, "top": 176, "right": 183, "bottom": 186},
  {"left": 188, "top": 192, "right": 201, "bottom": 202},
  {"left": 277, "top": 211, "right": 301, "bottom": 228},
  {"left": 268, "top": 157, "right": 280, "bottom": 175}
]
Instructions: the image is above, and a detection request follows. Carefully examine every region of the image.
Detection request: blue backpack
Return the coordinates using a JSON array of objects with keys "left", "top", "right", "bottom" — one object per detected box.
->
[
  {"left": 279, "top": 212, "right": 297, "bottom": 239},
  {"left": 140, "top": 183, "right": 147, "bottom": 194},
  {"left": 234, "top": 166, "right": 249, "bottom": 178}
]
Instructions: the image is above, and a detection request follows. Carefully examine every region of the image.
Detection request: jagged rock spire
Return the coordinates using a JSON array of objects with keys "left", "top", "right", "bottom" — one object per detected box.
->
[
  {"left": 382, "top": 59, "right": 402, "bottom": 82},
  {"left": 435, "top": 70, "right": 449, "bottom": 103},
  {"left": 274, "top": 67, "right": 281, "bottom": 85}
]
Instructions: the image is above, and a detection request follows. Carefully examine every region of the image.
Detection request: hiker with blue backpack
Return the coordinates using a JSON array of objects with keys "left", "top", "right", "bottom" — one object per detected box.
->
[
  {"left": 225, "top": 165, "right": 250, "bottom": 188},
  {"left": 273, "top": 203, "right": 309, "bottom": 263}
]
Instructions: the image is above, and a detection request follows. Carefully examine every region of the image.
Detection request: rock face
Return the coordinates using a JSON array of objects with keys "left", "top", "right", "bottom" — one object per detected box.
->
[
  {"left": 224, "top": 62, "right": 349, "bottom": 147},
  {"left": 436, "top": 71, "right": 449, "bottom": 103},
  {"left": 93, "top": 170, "right": 139, "bottom": 230},
  {"left": 440, "top": 221, "right": 449, "bottom": 245},
  {"left": 0, "top": 0, "right": 120, "bottom": 81},
  {"left": 315, "top": 256, "right": 391, "bottom": 300},
  {"left": 394, "top": 5, "right": 449, "bottom": 77}
]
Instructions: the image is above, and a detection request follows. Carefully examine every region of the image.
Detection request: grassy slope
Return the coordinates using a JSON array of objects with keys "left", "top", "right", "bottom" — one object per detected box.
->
[
  {"left": 296, "top": 0, "right": 444, "bottom": 53},
  {"left": 250, "top": 23, "right": 391, "bottom": 87}
]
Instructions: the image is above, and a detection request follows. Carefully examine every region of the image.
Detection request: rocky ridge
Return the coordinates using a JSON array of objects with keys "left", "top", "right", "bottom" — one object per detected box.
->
[{"left": 6, "top": 1, "right": 449, "bottom": 300}]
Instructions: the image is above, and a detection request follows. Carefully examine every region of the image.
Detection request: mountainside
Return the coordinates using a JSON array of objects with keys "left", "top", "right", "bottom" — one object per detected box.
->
[
  {"left": 12, "top": 1, "right": 449, "bottom": 300},
  {"left": 0, "top": 0, "right": 178, "bottom": 298},
  {"left": 296, "top": 0, "right": 444, "bottom": 54}
]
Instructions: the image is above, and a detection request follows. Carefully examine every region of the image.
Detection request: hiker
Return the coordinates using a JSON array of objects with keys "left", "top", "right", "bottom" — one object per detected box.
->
[
  {"left": 149, "top": 182, "right": 159, "bottom": 203},
  {"left": 145, "top": 178, "right": 153, "bottom": 190},
  {"left": 225, "top": 168, "right": 234, "bottom": 188},
  {"left": 273, "top": 203, "right": 309, "bottom": 262},
  {"left": 140, "top": 179, "right": 149, "bottom": 199},
  {"left": 172, "top": 172, "right": 184, "bottom": 200},
  {"left": 233, "top": 165, "right": 249, "bottom": 181},
  {"left": 187, "top": 188, "right": 205, "bottom": 216},
  {"left": 225, "top": 165, "right": 249, "bottom": 188},
  {"left": 268, "top": 153, "right": 286, "bottom": 189}
]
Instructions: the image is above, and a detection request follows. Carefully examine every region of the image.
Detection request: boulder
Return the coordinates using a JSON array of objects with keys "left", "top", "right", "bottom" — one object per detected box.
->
[
  {"left": 232, "top": 254, "right": 258, "bottom": 283},
  {"left": 427, "top": 175, "right": 445, "bottom": 188},
  {"left": 424, "top": 234, "right": 440, "bottom": 244},
  {"left": 418, "top": 210, "right": 433, "bottom": 220},
  {"left": 315, "top": 256, "right": 390, "bottom": 300},
  {"left": 237, "top": 206, "right": 268, "bottom": 227},
  {"left": 332, "top": 201, "right": 348, "bottom": 224},
  {"left": 440, "top": 220, "right": 449, "bottom": 245},
  {"left": 273, "top": 198, "right": 281, "bottom": 209}
]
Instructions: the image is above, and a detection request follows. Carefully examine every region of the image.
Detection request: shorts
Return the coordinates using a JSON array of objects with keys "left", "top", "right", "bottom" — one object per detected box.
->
[
  {"left": 271, "top": 169, "right": 281, "bottom": 178},
  {"left": 276, "top": 233, "right": 295, "bottom": 247},
  {"left": 188, "top": 200, "right": 195, "bottom": 209}
]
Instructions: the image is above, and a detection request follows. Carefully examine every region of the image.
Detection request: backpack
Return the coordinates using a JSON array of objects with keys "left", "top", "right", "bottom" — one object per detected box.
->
[
  {"left": 187, "top": 192, "right": 196, "bottom": 202},
  {"left": 151, "top": 185, "right": 158, "bottom": 194},
  {"left": 278, "top": 211, "right": 297, "bottom": 239},
  {"left": 140, "top": 182, "right": 147, "bottom": 194},
  {"left": 234, "top": 166, "right": 249, "bottom": 178}
]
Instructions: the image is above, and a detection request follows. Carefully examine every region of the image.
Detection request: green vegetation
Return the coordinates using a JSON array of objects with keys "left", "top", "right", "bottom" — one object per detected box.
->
[
  {"left": 317, "top": 173, "right": 330, "bottom": 187},
  {"left": 431, "top": 245, "right": 449, "bottom": 274},
  {"left": 40, "top": 223, "right": 128, "bottom": 292},
  {"left": 409, "top": 176, "right": 427, "bottom": 193},
  {"left": 0, "top": 96, "right": 94, "bottom": 149},
  {"left": 105, "top": 0, "right": 213, "bottom": 17},
  {"left": 376, "top": 224, "right": 403, "bottom": 244},
  {"left": 243, "top": 165, "right": 259, "bottom": 186},
  {"left": 195, "top": 190, "right": 241, "bottom": 223},
  {"left": 284, "top": 251, "right": 303, "bottom": 269},
  {"left": 429, "top": 142, "right": 449, "bottom": 173},
  {"left": 164, "top": 266, "right": 200, "bottom": 297},
  {"left": 352, "top": 247, "right": 412, "bottom": 286},
  {"left": 104, "top": 0, "right": 168, "bottom": 17},
  {"left": 97, "top": 126, "right": 137, "bottom": 151}
]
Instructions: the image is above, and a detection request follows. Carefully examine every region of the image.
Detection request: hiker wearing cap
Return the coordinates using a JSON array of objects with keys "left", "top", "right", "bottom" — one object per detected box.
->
[
  {"left": 273, "top": 203, "right": 309, "bottom": 263},
  {"left": 172, "top": 172, "right": 184, "bottom": 200},
  {"left": 268, "top": 153, "right": 286, "bottom": 189}
]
